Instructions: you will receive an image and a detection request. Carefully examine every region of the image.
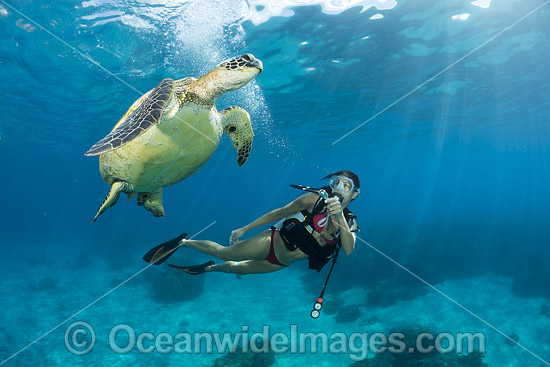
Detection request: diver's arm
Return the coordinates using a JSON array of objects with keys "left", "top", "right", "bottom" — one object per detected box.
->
[
  {"left": 243, "top": 193, "right": 316, "bottom": 232},
  {"left": 230, "top": 193, "right": 317, "bottom": 243},
  {"left": 326, "top": 197, "right": 356, "bottom": 255},
  {"left": 335, "top": 213, "right": 356, "bottom": 255}
]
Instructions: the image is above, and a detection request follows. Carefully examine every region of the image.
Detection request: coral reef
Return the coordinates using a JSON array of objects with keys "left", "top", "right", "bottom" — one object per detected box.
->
[
  {"left": 511, "top": 268, "right": 550, "bottom": 299},
  {"left": 335, "top": 304, "right": 362, "bottom": 323},
  {"left": 24, "top": 254, "right": 53, "bottom": 268},
  {"left": 366, "top": 280, "right": 428, "bottom": 308},
  {"left": 348, "top": 325, "right": 488, "bottom": 367},
  {"left": 504, "top": 334, "right": 520, "bottom": 347},
  {"left": 63, "top": 251, "right": 93, "bottom": 270},
  {"left": 322, "top": 295, "right": 344, "bottom": 316},
  {"left": 147, "top": 255, "right": 206, "bottom": 304},
  {"left": 110, "top": 273, "right": 142, "bottom": 288},
  {"left": 359, "top": 316, "right": 379, "bottom": 327},
  {"left": 28, "top": 276, "right": 59, "bottom": 291},
  {"left": 211, "top": 339, "right": 275, "bottom": 367},
  {"left": 541, "top": 304, "right": 549, "bottom": 318}
]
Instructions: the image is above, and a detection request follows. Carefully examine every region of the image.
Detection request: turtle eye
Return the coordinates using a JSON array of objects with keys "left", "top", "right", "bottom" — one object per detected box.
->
[{"left": 227, "top": 125, "right": 237, "bottom": 133}]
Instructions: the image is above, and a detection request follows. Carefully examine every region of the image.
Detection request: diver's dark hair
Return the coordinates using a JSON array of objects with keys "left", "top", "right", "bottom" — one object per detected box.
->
[{"left": 322, "top": 170, "right": 360, "bottom": 190}]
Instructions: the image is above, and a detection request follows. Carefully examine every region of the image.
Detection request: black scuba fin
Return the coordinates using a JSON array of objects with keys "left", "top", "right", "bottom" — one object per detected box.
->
[
  {"left": 142, "top": 233, "right": 189, "bottom": 265},
  {"left": 168, "top": 260, "right": 215, "bottom": 275}
]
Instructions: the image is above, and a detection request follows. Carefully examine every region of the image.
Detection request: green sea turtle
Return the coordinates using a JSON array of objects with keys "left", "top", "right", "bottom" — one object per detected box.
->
[{"left": 85, "top": 54, "right": 263, "bottom": 222}]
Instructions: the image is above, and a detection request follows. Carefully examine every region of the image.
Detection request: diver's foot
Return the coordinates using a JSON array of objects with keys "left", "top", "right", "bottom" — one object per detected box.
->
[
  {"left": 169, "top": 260, "right": 215, "bottom": 275},
  {"left": 176, "top": 232, "right": 190, "bottom": 245},
  {"left": 179, "top": 237, "right": 191, "bottom": 246}
]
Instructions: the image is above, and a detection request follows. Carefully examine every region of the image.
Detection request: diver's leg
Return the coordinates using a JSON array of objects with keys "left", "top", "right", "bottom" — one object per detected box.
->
[
  {"left": 206, "top": 260, "right": 285, "bottom": 275},
  {"left": 181, "top": 230, "right": 271, "bottom": 261}
]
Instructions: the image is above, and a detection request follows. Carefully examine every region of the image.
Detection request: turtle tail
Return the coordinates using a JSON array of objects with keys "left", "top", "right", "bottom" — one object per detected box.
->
[{"left": 92, "top": 181, "right": 133, "bottom": 223}]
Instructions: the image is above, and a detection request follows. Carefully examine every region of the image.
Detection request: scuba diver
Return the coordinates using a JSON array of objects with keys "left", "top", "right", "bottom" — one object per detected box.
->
[{"left": 143, "top": 170, "right": 360, "bottom": 276}]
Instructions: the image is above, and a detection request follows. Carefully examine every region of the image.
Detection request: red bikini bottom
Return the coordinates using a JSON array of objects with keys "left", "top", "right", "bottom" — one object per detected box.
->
[{"left": 266, "top": 230, "right": 288, "bottom": 267}]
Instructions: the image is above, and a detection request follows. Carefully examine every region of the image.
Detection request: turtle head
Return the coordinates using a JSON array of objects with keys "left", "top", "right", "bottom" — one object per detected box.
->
[{"left": 211, "top": 54, "right": 263, "bottom": 92}]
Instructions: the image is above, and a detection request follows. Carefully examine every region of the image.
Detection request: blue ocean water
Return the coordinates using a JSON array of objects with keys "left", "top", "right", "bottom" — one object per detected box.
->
[{"left": 1, "top": 0, "right": 550, "bottom": 366}]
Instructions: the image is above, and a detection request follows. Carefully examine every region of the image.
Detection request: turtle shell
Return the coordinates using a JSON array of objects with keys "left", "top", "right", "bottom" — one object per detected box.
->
[
  {"left": 85, "top": 78, "right": 175, "bottom": 156},
  {"left": 90, "top": 78, "right": 222, "bottom": 192}
]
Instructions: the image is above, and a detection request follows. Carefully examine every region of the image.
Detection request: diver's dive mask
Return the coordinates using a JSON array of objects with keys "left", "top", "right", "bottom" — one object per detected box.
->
[{"left": 329, "top": 176, "right": 359, "bottom": 193}]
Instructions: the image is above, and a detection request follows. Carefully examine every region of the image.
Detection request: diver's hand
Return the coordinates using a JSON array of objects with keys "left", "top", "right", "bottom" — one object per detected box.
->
[
  {"left": 325, "top": 197, "right": 343, "bottom": 216},
  {"left": 229, "top": 227, "right": 246, "bottom": 245}
]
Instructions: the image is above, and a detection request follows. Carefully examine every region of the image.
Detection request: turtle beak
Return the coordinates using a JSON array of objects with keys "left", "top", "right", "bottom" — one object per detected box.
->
[{"left": 248, "top": 59, "right": 263, "bottom": 73}]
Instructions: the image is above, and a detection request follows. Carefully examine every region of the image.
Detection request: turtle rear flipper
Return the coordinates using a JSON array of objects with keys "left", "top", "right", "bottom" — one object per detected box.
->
[
  {"left": 137, "top": 189, "right": 165, "bottom": 218},
  {"left": 92, "top": 181, "right": 132, "bottom": 223},
  {"left": 221, "top": 106, "right": 254, "bottom": 166}
]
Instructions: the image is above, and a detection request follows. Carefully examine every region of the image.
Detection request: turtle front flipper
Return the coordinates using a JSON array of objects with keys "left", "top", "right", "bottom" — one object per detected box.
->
[
  {"left": 137, "top": 189, "right": 165, "bottom": 218},
  {"left": 84, "top": 78, "right": 175, "bottom": 156},
  {"left": 92, "top": 181, "right": 133, "bottom": 223},
  {"left": 221, "top": 106, "right": 254, "bottom": 166}
]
